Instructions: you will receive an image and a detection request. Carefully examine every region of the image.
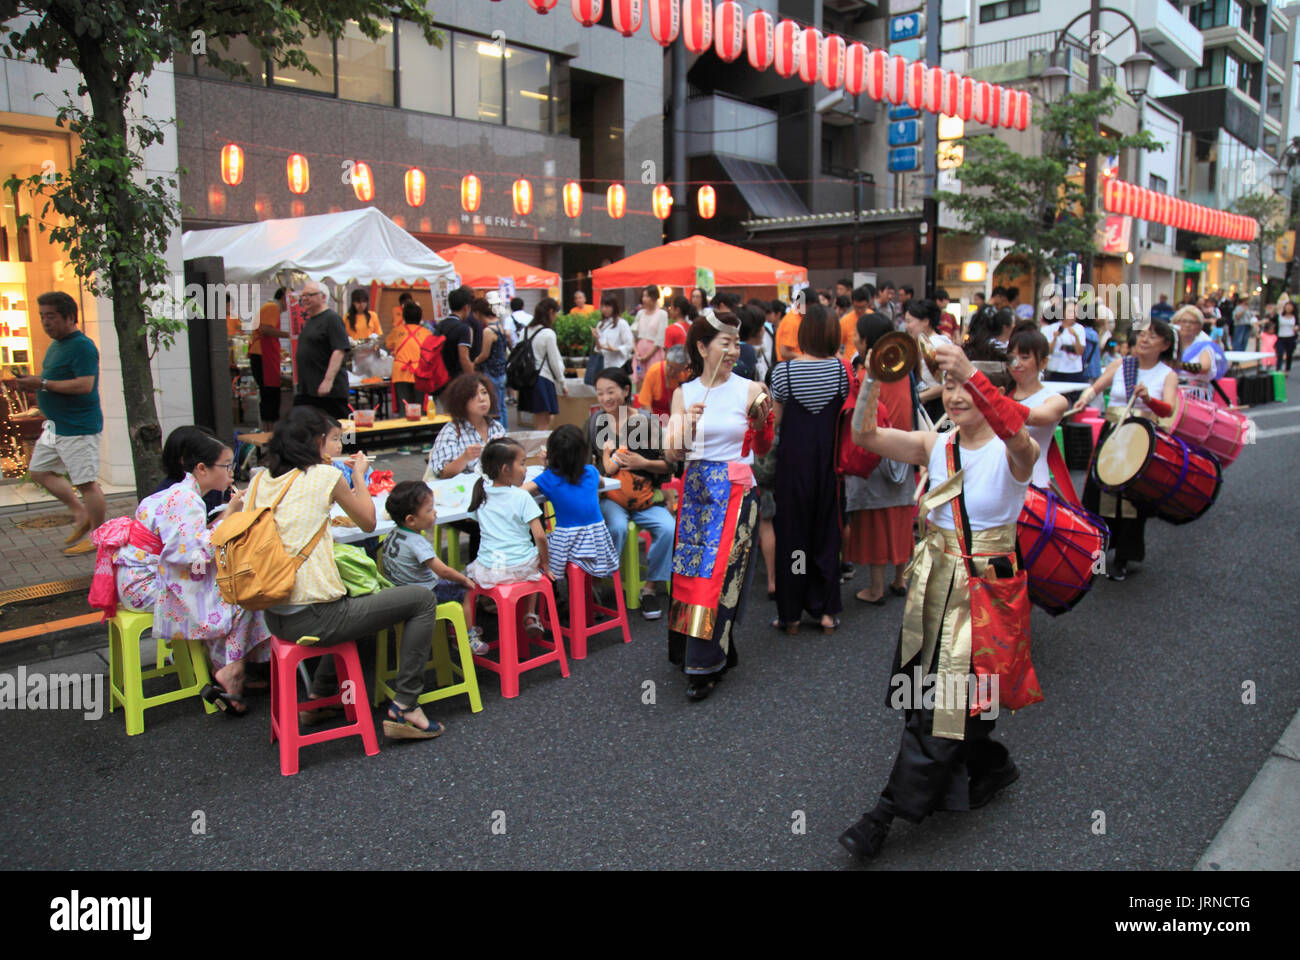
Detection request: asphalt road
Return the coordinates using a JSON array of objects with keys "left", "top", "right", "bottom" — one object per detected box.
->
[{"left": 2, "top": 394, "right": 1297, "bottom": 870}]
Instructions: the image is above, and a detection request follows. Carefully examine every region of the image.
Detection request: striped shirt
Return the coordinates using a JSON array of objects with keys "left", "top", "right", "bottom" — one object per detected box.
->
[{"left": 770, "top": 357, "right": 850, "bottom": 415}]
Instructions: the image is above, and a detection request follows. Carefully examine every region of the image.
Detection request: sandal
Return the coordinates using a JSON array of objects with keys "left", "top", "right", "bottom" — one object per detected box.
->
[
  {"left": 200, "top": 681, "right": 247, "bottom": 718},
  {"left": 382, "top": 701, "right": 444, "bottom": 740},
  {"left": 770, "top": 617, "right": 799, "bottom": 636},
  {"left": 821, "top": 616, "right": 841, "bottom": 635},
  {"left": 523, "top": 613, "right": 545, "bottom": 639}
]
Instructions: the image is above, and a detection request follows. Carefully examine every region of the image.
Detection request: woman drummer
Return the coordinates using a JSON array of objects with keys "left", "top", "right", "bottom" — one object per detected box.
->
[
  {"left": 1071, "top": 319, "right": 1179, "bottom": 582},
  {"left": 1172, "top": 304, "right": 1221, "bottom": 402},
  {"left": 1007, "top": 320, "right": 1070, "bottom": 492},
  {"left": 838, "top": 341, "right": 1040, "bottom": 862}
]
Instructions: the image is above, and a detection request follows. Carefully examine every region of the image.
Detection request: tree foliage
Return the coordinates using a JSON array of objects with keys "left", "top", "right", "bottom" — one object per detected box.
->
[{"left": 1228, "top": 189, "right": 1295, "bottom": 304}]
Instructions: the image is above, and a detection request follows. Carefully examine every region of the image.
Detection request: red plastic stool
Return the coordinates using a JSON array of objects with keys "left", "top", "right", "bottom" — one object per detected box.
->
[
  {"left": 467, "top": 579, "right": 569, "bottom": 699},
  {"left": 561, "top": 563, "right": 632, "bottom": 660},
  {"left": 269, "top": 635, "right": 380, "bottom": 776},
  {"left": 1072, "top": 409, "right": 1103, "bottom": 447}
]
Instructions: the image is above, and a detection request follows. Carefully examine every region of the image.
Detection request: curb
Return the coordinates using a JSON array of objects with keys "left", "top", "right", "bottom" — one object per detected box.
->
[
  {"left": 1195, "top": 707, "right": 1300, "bottom": 871},
  {"left": 0, "top": 618, "right": 106, "bottom": 671}
]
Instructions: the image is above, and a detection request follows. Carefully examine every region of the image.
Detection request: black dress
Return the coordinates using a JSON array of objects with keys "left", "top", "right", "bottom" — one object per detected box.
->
[{"left": 772, "top": 358, "right": 850, "bottom": 624}]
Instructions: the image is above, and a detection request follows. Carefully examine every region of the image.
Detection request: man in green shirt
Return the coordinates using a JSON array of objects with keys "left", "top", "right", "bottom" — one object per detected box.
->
[{"left": 5, "top": 291, "right": 104, "bottom": 555}]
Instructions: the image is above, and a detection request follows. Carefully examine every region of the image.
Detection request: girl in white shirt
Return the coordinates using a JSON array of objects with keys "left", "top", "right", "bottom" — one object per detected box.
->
[{"left": 592, "top": 295, "right": 635, "bottom": 374}]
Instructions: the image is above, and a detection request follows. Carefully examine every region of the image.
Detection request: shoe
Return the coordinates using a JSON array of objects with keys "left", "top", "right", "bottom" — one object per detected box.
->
[
  {"left": 770, "top": 617, "right": 799, "bottom": 635},
  {"left": 470, "top": 637, "right": 490, "bottom": 655},
  {"left": 685, "top": 674, "right": 722, "bottom": 701},
  {"left": 821, "top": 616, "right": 841, "bottom": 635},
  {"left": 840, "top": 562, "right": 855, "bottom": 583},
  {"left": 839, "top": 812, "right": 891, "bottom": 861},
  {"left": 298, "top": 705, "right": 345, "bottom": 727},
  {"left": 200, "top": 681, "right": 248, "bottom": 718},
  {"left": 969, "top": 760, "right": 1020, "bottom": 809},
  {"left": 523, "top": 612, "right": 545, "bottom": 639},
  {"left": 1107, "top": 560, "right": 1128, "bottom": 582},
  {"left": 64, "top": 518, "right": 91, "bottom": 545},
  {"left": 889, "top": 584, "right": 908, "bottom": 597},
  {"left": 639, "top": 593, "right": 662, "bottom": 620},
  {"left": 855, "top": 590, "right": 886, "bottom": 606},
  {"left": 62, "top": 540, "right": 94, "bottom": 556},
  {"left": 382, "top": 701, "right": 444, "bottom": 740}
]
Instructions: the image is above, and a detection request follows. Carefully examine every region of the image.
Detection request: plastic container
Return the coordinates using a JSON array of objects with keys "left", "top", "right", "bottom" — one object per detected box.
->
[
  {"left": 354, "top": 409, "right": 376, "bottom": 428},
  {"left": 405, "top": 402, "right": 422, "bottom": 421}
]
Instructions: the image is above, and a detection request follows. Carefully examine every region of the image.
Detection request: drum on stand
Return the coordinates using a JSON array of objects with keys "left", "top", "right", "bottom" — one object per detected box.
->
[
  {"left": 1169, "top": 392, "right": 1249, "bottom": 467},
  {"left": 1092, "top": 418, "right": 1221, "bottom": 525},
  {"left": 1017, "top": 485, "right": 1110, "bottom": 616}
]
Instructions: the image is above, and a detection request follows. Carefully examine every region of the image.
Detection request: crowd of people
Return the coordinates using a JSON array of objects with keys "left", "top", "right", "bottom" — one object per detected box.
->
[{"left": 7, "top": 265, "right": 1273, "bottom": 864}]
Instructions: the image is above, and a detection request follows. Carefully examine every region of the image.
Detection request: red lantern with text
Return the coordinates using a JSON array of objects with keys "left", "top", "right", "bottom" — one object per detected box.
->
[
  {"left": 864, "top": 49, "right": 887, "bottom": 101},
  {"left": 773, "top": 19, "right": 800, "bottom": 78},
  {"left": 461, "top": 174, "right": 482, "bottom": 213},
  {"left": 844, "top": 42, "right": 868, "bottom": 96},
  {"left": 404, "top": 168, "right": 426, "bottom": 207},
  {"left": 652, "top": 184, "right": 673, "bottom": 220},
  {"left": 746, "top": 9, "right": 773, "bottom": 71},
  {"left": 797, "top": 28, "right": 822, "bottom": 86},
  {"left": 821, "top": 35, "right": 845, "bottom": 90},
  {"left": 350, "top": 162, "right": 374, "bottom": 202},
  {"left": 528, "top": 0, "right": 559, "bottom": 12},
  {"left": 572, "top": 0, "right": 603, "bottom": 26},
  {"left": 906, "top": 61, "right": 925, "bottom": 110},
  {"left": 611, "top": 0, "right": 643, "bottom": 35},
  {"left": 714, "top": 1, "right": 743, "bottom": 62},
  {"left": 885, "top": 55, "right": 907, "bottom": 106},
  {"left": 563, "top": 181, "right": 583, "bottom": 218},
  {"left": 607, "top": 183, "right": 627, "bottom": 219},
  {"left": 648, "top": 0, "right": 679, "bottom": 46},
  {"left": 220, "top": 143, "right": 244, "bottom": 186},
  {"left": 697, "top": 184, "right": 717, "bottom": 219},
  {"left": 513, "top": 178, "right": 533, "bottom": 216},
  {"left": 682, "top": 0, "right": 711, "bottom": 53},
  {"left": 286, "top": 153, "right": 310, "bottom": 194}
]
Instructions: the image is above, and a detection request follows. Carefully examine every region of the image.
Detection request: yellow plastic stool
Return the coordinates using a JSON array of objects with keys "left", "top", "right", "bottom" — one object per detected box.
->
[
  {"left": 372, "top": 602, "right": 483, "bottom": 713},
  {"left": 433, "top": 524, "right": 463, "bottom": 571},
  {"left": 622, "top": 521, "right": 671, "bottom": 612},
  {"left": 107, "top": 608, "right": 217, "bottom": 735}
]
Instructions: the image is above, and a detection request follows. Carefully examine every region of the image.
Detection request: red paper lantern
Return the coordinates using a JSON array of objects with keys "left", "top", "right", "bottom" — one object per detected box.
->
[
  {"left": 972, "top": 80, "right": 992, "bottom": 124},
  {"left": 745, "top": 9, "right": 773, "bottom": 71},
  {"left": 606, "top": 183, "right": 626, "bottom": 219},
  {"left": 905, "top": 61, "right": 925, "bottom": 110},
  {"left": 844, "top": 42, "right": 868, "bottom": 96},
  {"left": 571, "top": 0, "right": 603, "bottom": 26},
  {"left": 864, "top": 49, "right": 887, "bottom": 101},
  {"left": 461, "top": 174, "right": 482, "bottom": 213},
  {"left": 957, "top": 75, "right": 975, "bottom": 121},
  {"left": 220, "top": 143, "right": 244, "bottom": 186},
  {"left": 648, "top": 0, "right": 679, "bottom": 46},
  {"left": 563, "top": 181, "right": 583, "bottom": 218},
  {"left": 610, "top": 0, "right": 643, "bottom": 36},
  {"left": 697, "top": 184, "right": 717, "bottom": 219},
  {"left": 513, "top": 178, "right": 533, "bottom": 216},
  {"left": 884, "top": 55, "right": 907, "bottom": 105},
  {"left": 941, "top": 71, "right": 960, "bottom": 117},
  {"left": 924, "top": 66, "right": 944, "bottom": 114},
  {"left": 351, "top": 162, "right": 374, "bottom": 202},
  {"left": 773, "top": 19, "right": 801, "bottom": 78},
  {"left": 986, "top": 84, "right": 1002, "bottom": 127},
  {"left": 797, "top": 28, "right": 822, "bottom": 85},
  {"left": 286, "top": 153, "right": 310, "bottom": 194},
  {"left": 404, "top": 168, "right": 426, "bottom": 207},
  {"left": 682, "top": 0, "right": 711, "bottom": 53},
  {"left": 528, "top": 0, "right": 559, "bottom": 12},
  {"left": 1016, "top": 90, "right": 1031, "bottom": 131},
  {"left": 714, "top": 1, "right": 743, "bottom": 62},
  {"left": 652, "top": 184, "right": 673, "bottom": 220},
  {"left": 1174, "top": 199, "right": 1187, "bottom": 230},
  {"left": 1103, "top": 178, "right": 1117, "bottom": 214},
  {"left": 821, "top": 34, "right": 845, "bottom": 90}
]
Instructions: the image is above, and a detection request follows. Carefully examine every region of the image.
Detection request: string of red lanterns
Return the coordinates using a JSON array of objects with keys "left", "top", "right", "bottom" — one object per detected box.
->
[{"left": 1103, "top": 178, "right": 1258, "bottom": 242}]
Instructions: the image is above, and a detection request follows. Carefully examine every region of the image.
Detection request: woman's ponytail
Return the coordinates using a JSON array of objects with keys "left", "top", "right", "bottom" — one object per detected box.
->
[{"left": 469, "top": 476, "right": 488, "bottom": 513}]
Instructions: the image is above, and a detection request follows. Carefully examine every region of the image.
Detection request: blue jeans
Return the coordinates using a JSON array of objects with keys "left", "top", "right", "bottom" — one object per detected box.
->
[
  {"left": 1231, "top": 325, "right": 1251, "bottom": 351},
  {"left": 600, "top": 498, "right": 675, "bottom": 584},
  {"left": 489, "top": 371, "right": 507, "bottom": 429}
]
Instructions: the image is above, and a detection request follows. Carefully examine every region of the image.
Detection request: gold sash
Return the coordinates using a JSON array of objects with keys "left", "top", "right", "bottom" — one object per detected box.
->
[{"left": 901, "top": 468, "right": 1018, "bottom": 741}]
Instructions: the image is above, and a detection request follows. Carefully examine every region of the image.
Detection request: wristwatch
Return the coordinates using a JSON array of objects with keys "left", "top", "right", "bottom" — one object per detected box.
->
[{"left": 40, "top": 378, "right": 48, "bottom": 391}]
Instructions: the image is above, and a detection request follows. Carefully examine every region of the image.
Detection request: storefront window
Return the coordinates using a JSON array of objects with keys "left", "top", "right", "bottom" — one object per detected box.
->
[
  {"left": 272, "top": 30, "right": 335, "bottom": 95},
  {"left": 195, "top": 34, "right": 266, "bottom": 84},
  {"left": 454, "top": 33, "right": 505, "bottom": 123},
  {"left": 399, "top": 20, "right": 452, "bottom": 115},
  {"left": 338, "top": 20, "right": 395, "bottom": 106},
  {"left": 507, "top": 45, "right": 552, "bottom": 133}
]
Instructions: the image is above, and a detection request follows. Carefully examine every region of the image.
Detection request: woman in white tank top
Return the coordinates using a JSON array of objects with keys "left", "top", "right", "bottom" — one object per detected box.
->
[
  {"left": 838, "top": 339, "right": 1039, "bottom": 862},
  {"left": 1073, "top": 320, "right": 1179, "bottom": 581},
  {"left": 1007, "top": 321, "right": 1069, "bottom": 491},
  {"left": 663, "top": 312, "right": 772, "bottom": 701}
]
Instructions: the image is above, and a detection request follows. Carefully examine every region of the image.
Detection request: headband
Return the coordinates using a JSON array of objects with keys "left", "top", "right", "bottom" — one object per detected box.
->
[{"left": 705, "top": 312, "right": 738, "bottom": 332}]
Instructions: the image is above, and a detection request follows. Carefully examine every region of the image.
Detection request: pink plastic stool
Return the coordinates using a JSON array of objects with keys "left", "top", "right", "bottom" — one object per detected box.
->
[
  {"left": 561, "top": 563, "right": 632, "bottom": 660},
  {"left": 269, "top": 635, "right": 379, "bottom": 776},
  {"left": 468, "top": 579, "right": 569, "bottom": 698},
  {"left": 1214, "top": 378, "right": 1238, "bottom": 408}
]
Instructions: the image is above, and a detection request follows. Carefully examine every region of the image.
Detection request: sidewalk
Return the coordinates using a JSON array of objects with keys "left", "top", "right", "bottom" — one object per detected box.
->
[
  {"left": 1196, "top": 708, "right": 1300, "bottom": 871},
  {"left": 0, "top": 487, "right": 138, "bottom": 588}
]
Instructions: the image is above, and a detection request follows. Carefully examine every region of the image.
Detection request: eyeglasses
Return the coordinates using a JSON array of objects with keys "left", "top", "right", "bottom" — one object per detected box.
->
[{"left": 214, "top": 462, "right": 235, "bottom": 472}]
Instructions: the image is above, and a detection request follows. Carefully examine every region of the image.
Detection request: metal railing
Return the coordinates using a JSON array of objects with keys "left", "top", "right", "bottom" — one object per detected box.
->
[{"left": 965, "top": 29, "right": 1117, "bottom": 81}]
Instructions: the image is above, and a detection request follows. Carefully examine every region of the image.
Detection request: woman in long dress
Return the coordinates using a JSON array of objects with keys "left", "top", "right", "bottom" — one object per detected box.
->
[{"left": 664, "top": 311, "right": 773, "bottom": 701}]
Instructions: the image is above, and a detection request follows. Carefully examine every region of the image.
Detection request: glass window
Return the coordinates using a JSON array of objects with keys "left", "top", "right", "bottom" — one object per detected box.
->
[
  {"left": 506, "top": 45, "right": 552, "bottom": 133},
  {"left": 454, "top": 33, "right": 505, "bottom": 123},
  {"left": 399, "top": 21, "right": 452, "bottom": 115},
  {"left": 195, "top": 35, "right": 265, "bottom": 85},
  {"left": 272, "top": 30, "right": 335, "bottom": 94},
  {"left": 979, "top": 0, "right": 1038, "bottom": 23},
  {"left": 337, "top": 20, "right": 394, "bottom": 106}
]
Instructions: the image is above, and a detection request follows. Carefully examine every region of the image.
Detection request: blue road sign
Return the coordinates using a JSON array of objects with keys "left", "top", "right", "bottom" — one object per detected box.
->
[
  {"left": 889, "top": 147, "right": 920, "bottom": 173},
  {"left": 890, "top": 13, "right": 925, "bottom": 43},
  {"left": 888, "top": 120, "right": 921, "bottom": 147},
  {"left": 889, "top": 104, "right": 920, "bottom": 121}
]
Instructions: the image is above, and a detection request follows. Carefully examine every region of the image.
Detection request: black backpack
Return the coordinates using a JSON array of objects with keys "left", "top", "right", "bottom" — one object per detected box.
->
[{"left": 506, "top": 326, "right": 541, "bottom": 392}]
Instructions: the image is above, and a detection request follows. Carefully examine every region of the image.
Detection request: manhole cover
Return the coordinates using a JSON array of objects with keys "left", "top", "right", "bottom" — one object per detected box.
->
[{"left": 13, "top": 514, "right": 73, "bottom": 531}]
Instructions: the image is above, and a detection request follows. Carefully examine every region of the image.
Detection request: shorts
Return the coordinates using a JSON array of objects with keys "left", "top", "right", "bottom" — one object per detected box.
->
[
  {"left": 433, "top": 580, "right": 468, "bottom": 604},
  {"left": 465, "top": 554, "right": 544, "bottom": 588},
  {"left": 759, "top": 489, "right": 776, "bottom": 521},
  {"left": 28, "top": 421, "right": 101, "bottom": 486}
]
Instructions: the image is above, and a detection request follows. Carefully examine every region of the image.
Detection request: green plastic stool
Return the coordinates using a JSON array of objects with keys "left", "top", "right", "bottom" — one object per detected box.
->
[
  {"left": 433, "top": 523, "right": 463, "bottom": 571},
  {"left": 107, "top": 608, "right": 217, "bottom": 735},
  {"left": 372, "top": 603, "right": 483, "bottom": 713},
  {"left": 622, "top": 520, "right": 671, "bottom": 612},
  {"left": 1272, "top": 371, "right": 1287, "bottom": 403}
]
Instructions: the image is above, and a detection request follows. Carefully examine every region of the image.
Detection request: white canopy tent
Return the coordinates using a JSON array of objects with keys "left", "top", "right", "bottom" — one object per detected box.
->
[{"left": 181, "top": 207, "right": 458, "bottom": 288}]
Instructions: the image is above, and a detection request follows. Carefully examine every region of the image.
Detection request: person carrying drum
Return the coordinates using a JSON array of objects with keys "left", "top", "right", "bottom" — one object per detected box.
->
[
  {"left": 839, "top": 340, "right": 1041, "bottom": 863},
  {"left": 1007, "top": 320, "right": 1072, "bottom": 496},
  {"left": 1071, "top": 320, "right": 1179, "bottom": 582}
]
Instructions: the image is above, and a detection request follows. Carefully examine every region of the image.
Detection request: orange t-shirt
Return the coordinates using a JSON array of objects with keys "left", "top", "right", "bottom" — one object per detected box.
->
[
  {"left": 637, "top": 361, "right": 686, "bottom": 416},
  {"left": 839, "top": 311, "right": 859, "bottom": 358},
  {"left": 571, "top": 304, "right": 599, "bottom": 317},
  {"left": 248, "top": 300, "right": 281, "bottom": 356},
  {"left": 346, "top": 309, "right": 383, "bottom": 340},
  {"left": 386, "top": 323, "right": 432, "bottom": 384},
  {"left": 775, "top": 310, "right": 802, "bottom": 359}
]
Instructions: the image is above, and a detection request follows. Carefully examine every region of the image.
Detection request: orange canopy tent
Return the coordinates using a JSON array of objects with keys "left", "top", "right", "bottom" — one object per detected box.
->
[
  {"left": 435, "top": 243, "right": 558, "bottom": 289},
  {"left": 592, "top": 235, "right": 806, "bottom": 299}
]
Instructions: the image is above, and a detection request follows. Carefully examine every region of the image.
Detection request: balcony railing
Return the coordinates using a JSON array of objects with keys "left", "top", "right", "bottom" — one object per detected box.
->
[{"left": 966, "top": 30, "right": 1117, "bottom": 81}]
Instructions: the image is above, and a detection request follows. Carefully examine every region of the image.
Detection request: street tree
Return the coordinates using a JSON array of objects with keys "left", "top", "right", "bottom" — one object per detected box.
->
[
  {"left": 1228, "top": 190, "right": 1294, "bottom": 306},
  {"left": 0, "top": 1, "right": 439, "bottom": 495}
]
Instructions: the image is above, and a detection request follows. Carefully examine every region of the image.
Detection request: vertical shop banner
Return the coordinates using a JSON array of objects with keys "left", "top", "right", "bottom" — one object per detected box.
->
[{"left": 695, "top": 266, "right": 716, "bottom": 299}]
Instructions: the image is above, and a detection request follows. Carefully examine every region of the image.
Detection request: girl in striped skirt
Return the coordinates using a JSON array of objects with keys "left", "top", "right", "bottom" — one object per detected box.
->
[{"left": 528, "top": 425, "right": 620, "bottom": 585}]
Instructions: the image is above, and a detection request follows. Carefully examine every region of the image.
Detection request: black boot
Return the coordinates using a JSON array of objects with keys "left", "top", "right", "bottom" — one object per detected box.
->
[
  {"left": 969, "top": 759, "right": 1020, "bottom": 809},
  {"left": 839, "top": 808, "right": 892, "bottom": 861}
]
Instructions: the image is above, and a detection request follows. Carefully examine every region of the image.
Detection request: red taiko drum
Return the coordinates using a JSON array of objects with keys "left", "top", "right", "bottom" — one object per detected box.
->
[
  {"left": 1169, "top": 391, "right": 1249, "bottom": 467},
  {"left": 1017, "top": 485, "right": 1110, "bottom": 616},
  {"left": 1092, "top": 418, "right": 1221, "bottom": 524}
]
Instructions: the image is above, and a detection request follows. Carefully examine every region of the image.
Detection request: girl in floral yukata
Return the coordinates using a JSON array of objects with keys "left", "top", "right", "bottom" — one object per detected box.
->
[{"left": 151, "top": 433, "right": 270, "bottom": 716}]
